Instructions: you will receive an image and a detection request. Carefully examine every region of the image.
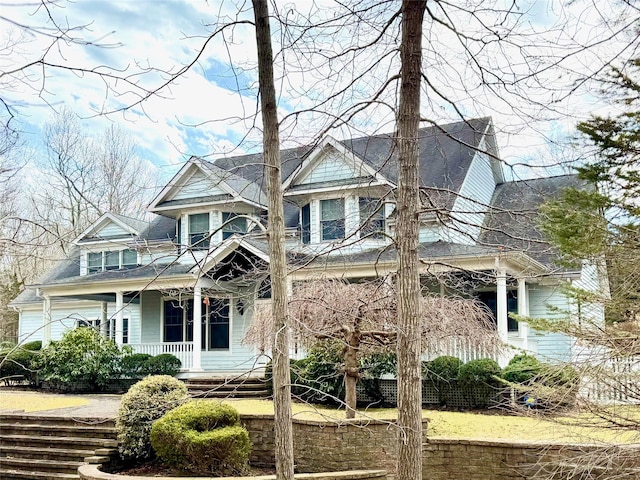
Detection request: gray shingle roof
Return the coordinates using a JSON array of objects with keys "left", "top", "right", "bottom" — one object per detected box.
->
[{"left": 479, "top": 174, "right": 583, "bottom": 268}]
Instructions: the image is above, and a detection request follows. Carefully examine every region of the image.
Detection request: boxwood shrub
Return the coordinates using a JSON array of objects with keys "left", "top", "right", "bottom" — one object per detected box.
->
[
  {"left": 146, "top": 353, "right": 182, "bottom": 376},
  {"left": 150, "top": 401, "right": 252, "bottom": 476}
]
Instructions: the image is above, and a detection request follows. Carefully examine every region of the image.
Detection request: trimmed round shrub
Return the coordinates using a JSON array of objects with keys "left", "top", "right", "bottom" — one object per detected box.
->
[
  {"left": 150, "top": 401, "right": 252, "bottom": 476},
  {"left": 425, "top": 356, "right": 463, "bottom": 382},
  {"left": 116, "top": 375, "right": 189, "bottom": 461},
  {"left": 459, "top": 358, "right": 502, "bottom": 385},
  {"left": 21, "top": 341, "right": 42, "bottom": 351},
  {"left": 502, "top": 354, "right": 543, "bottom": 384},
  {"left": 121, "top": 353, "right": 153, "bottom": 378},
  {"left": 146, "top": 353, "right": 181, "bottom": 376}
]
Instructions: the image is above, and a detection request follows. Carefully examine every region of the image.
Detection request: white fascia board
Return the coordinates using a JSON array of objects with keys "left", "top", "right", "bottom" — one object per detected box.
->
[
  {"left": 34, "top": 275, "right": 194, "bottom": 297},
  {"left": 147, "top": 160, "right": 197, "bottom": 212},
  {"left": 192, "top": 237, "right": 270, "bottom": 276},
  {"left": 283, "top": 182, "right": 388, "bottom": 197},
  {"left": 73, "top": 213, "right": 140, "bottom": 245},
  {"left": 282, "top": 136, "right": 394, "bottom": 191}
]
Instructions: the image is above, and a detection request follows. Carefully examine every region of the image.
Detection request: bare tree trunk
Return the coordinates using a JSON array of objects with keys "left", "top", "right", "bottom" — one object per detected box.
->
[
  {"left": 343, "top": 330, "right": 361, "bottom": 419},
  {"left": 251, "top": 2, "right": 295, "bottom": 479},
  {"left": 395, "top": 2, "right": 426, "bottom": 480}
]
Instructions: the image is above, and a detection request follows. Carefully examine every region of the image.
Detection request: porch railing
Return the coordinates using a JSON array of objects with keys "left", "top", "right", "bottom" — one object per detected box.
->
[
  {"left": 133, "top": 342, "right": 194, "bottom": 370},
  {"left": 423, "top": 337, "right": 500, "bottom": 363}
]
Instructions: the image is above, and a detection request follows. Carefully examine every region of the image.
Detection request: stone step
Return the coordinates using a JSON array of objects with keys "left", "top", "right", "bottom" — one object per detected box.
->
[
  {"left": 0, "top": 468, "right": 79, "bottom": 480},
  {"left": 0, "top": 415, "right": 115, "bottom": 429},
  {"left": 0, "top": 458, "right": 83, "bottom": 475},
  {"left": 0, "top": 445, "right": 96, "bottom": 462},
  {"left": 0, "top": 423, "right": 116, "bottom": 438},
  {"left": 186, "top": 381, "right": 267, "bottom": 390},
  {"left": 189, "top": 389, "right": 270, "bottom": 398},
  {"left": 1, "top": 434, "right": 118, "bottom": 450},
  {"left": 184, "top": 376, "right": 267, "bottom": 386}
]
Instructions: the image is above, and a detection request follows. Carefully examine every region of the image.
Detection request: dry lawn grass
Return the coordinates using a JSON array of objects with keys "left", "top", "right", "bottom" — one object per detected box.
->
[
  {"left": 221, "top": 399, "right": 640, "bottom": 444},
  {"left": 0, "top": 391, "right": 89, "bottom": 412},
  {"left": 0, "top": 391, "right": 637, "bottom": 444}
]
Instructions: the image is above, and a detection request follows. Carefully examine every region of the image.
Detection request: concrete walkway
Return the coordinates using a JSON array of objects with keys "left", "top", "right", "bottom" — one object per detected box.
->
[{"left": 0, "top": 389, "right": 122, "bottom": 419}]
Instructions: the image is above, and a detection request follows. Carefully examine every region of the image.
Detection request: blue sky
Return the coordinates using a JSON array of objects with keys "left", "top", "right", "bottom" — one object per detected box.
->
[{"left": 1, "top": 0, "right": 637, "bottom": 182}]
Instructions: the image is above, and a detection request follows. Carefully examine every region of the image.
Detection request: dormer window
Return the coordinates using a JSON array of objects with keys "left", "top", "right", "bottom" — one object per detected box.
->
[
  {"left": 87, "top": 249, "right": 138, "bottom": 273},
  {"left": 321, "top": 198, "right": 345, "bottom": 241},
  {"left": 222, "top": 212, "right": 247, "bottom": 240},
  {"left": 359, "top": 197, "right": 385, "bottom": 239},
  {"left": 189, "top": 213, "right": 210, "bottom": 250}
]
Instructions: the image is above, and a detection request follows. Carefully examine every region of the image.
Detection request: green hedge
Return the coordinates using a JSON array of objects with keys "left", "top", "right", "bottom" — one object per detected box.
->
[
  {"left": 150, "top": 401, "right": 252, "bottom": 476},
  {"left": 0, "top": 341, "right": 42, "bottom": 385}
]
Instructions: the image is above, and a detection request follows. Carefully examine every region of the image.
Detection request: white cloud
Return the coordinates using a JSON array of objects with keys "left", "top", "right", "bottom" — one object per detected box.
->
[{"left": 1, "top": 0, "right": 638, "bottom": 180}]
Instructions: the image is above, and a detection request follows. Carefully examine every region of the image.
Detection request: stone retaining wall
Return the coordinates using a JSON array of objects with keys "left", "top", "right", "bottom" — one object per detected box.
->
[
  {"left": 424, "top": 438, "right": 640, "bottom": 480},
  {"left": 244, "top": 415, "right": 426, "bottom": 475}
]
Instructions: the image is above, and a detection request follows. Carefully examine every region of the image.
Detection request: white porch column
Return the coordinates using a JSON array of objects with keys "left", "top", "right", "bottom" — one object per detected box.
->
[
  {"left": 115, "top": 291, "right": 124, "bottom": 345},
  {"left": 496, "top": 267, "right": 509, "bottom": 367},
  {"left": 42, "top": 295, "right": 52, "bottom": 347},
  {"left": 517, "top": 278, "right": 529, "bottom": 351},
  {"left": 100, "top": 302, "right": 108, "bottom": 338},
  {"left": 192, "top": 283, "right": 204, "bottom": 372},
  {"left": 496, "top": 268, "right": 509, "bottom": 344}
]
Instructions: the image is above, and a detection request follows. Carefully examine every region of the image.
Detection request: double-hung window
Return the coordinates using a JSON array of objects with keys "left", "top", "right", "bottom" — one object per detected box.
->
[
  {"left": 87, "top": 249, "right": 138, "bottom": 273},
  {"left": 320, "top": 198, "right": 345, "bottom": 241},
  {"left": 189, "top": 213, "right": 210, "bottom": 250},
  {"left": 221, "top": 212, "right": 247, "bottom": 240},
  {"left": 359, "top": 197, "right": 385, "bottom": 239},
  {"left": 163, "top": 299, "right": 194, "bottom": 343},
  {"left": 87, "top": 252, "right": 102, "bottom": 273}
]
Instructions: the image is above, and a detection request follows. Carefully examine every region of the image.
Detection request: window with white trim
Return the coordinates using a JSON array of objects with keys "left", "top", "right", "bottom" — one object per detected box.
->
[
  {"left": 320, "top": 198, "right": 345, "bottom": 241},
  {"left": 221, "top": 212, "right": 247, "bottom": 240},
  {"left": 87, "top": 249, "right": 138, "bottom": 273},
  {"left": 188, "top": 213, "right": 210, "bottom": 250},
  {"left": 163, "top": 299, "right": 194, "bottom": 343},
  {"left": 359, "top": 197, "right": 385, "bottom": 239}
]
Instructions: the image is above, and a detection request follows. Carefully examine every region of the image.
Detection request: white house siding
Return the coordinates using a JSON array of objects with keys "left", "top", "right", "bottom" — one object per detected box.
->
[
  {"left": 419, "top": 224, "right": 440, "bottom": 243},
  {"left": 140, "top": 290, "right": 162, "bottom": 343},
  {"left": 96, "top": 222, "right": 130, "bottom": 238},
  {"left": 173, "top": 170, "right": 226, "bottom": 201},
  {"left": 571, "top": 262, "right": 606, "bottom": 324},
  {"left": 442, "top": 150, "right": 496, "bottom": 245},
  {"left": 17, "top": 301, "right": 140, "bottom": 344},
  {"left": 528, "top": 284, "right": 573, "bottom": 362},
  {"left": 299, "top": 151, "right": 356, "bottom": 184}
]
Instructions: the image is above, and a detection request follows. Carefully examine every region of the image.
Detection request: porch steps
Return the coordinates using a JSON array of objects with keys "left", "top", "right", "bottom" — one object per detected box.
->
[
  {"left": 0, "top": 414, "right": 118, "bottom": 480},
  {"left": 184, "top": 376, "right": 270, "bottom": 399}
]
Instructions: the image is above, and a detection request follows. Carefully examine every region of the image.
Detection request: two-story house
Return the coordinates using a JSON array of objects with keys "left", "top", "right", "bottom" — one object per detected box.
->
[{"left": 11, "top": 117, "right": 604, "bottom": 374}]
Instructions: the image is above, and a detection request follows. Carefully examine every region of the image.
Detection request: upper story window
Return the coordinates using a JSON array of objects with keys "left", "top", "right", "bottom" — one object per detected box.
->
[
  {"left": 87, "top": 249, "right": 138, "bottom": 273},
  {"left": 222, "top": 212, "right": 247, "bottom": 240},
  {"left": 189, "top": 213, "right": 210, "bottom": 250},
  {"left": 321, "top": 198, "right": 345, "bottom": 241},
  {"left": 301, "top": 204, "right": 311, "bottom": 244},
  {"left": 359, "top": 197, "right": 385, "bottom": 239}
]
